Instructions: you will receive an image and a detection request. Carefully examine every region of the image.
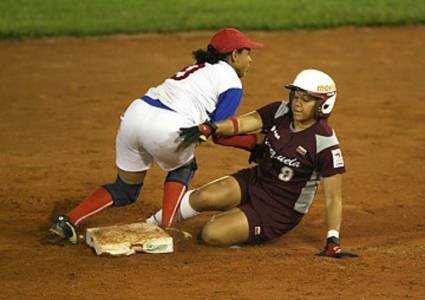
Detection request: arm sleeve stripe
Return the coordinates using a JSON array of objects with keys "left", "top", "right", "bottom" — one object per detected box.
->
[
  {"left": 315, "top": 131, "right": 339, "bottom": 154},
  {"left": 274, "top": 102, "right": 290, "bottom": 119},
  {"left": 210, "top": 88, "right": 243, "bottom": 122}
]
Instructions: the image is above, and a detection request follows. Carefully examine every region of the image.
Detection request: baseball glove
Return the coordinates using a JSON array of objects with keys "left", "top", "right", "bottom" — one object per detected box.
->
[{"left": 179, "top": 121, "right": 217, "bottom": 144}]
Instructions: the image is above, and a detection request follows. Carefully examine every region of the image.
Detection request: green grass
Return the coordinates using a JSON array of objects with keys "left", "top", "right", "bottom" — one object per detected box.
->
[{"left": 0, "top": 0, "right": 424, "bottom": 38}]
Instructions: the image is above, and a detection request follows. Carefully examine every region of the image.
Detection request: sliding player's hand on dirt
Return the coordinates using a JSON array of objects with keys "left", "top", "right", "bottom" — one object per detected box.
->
[{"left": 315, "top": 237, "right": 358, "bottom": 259}]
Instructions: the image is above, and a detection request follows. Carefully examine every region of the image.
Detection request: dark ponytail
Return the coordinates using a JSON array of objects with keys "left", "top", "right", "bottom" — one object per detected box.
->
[{"left": 192, "top": 45, "right": 229, "bottom": 64}]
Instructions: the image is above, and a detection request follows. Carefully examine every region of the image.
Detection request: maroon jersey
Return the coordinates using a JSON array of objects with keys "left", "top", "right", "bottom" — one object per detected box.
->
[{"left": 252, "top": 101, "right": 346, "bottom": 215}]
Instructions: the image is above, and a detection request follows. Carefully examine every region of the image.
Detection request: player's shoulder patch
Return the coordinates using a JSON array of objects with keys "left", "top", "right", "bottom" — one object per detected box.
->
[
  {"left": 274, "top": 100, "right": 290, "bottom": 119},
  {"left": 331, "top": 148, "right": 345, "bottom": 168},
  {"left": 315, "top": 130, "right": 339, "bottom": 154}
]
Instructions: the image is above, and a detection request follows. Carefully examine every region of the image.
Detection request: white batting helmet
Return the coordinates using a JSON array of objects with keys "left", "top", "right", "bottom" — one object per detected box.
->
[{"left": 285, "top": 69, "right": 337, "bottom": 119}]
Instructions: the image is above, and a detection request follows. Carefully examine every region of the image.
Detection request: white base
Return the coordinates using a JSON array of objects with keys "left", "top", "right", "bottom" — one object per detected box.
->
[{"left": 86, "top": 222, "right": 173, "bottom": 256}]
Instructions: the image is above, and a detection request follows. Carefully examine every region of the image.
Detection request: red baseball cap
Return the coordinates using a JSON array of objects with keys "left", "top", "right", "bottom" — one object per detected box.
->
[{"left": 209, "top": 28, "right": 263, "bottom": 54}]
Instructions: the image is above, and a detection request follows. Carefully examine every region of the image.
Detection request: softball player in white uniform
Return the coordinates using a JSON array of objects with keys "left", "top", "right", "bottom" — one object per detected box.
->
[
  {"left": 50, "top": 28, "right": 263, "bottom": 243},
  {"left": 117, "top": 59, "right": 244, "bottom": 172}
]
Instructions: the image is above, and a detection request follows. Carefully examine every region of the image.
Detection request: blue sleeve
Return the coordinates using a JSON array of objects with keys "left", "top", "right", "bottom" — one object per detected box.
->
[{"left": 210, "top": 88, "right": 243, "bottom": 122}]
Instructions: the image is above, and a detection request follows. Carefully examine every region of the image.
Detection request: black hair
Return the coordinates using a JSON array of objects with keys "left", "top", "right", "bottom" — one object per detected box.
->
[
  {"left": 192, "top": 45, "right": 229, "bottom": 64},
  {"left": 193, "top": 45, "right": 250, "bottom": 65}
]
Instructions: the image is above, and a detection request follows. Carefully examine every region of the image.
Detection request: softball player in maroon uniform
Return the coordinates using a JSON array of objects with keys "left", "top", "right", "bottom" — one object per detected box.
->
[{"left": 149, "top": 69, "right": 357, "bottom": 258}]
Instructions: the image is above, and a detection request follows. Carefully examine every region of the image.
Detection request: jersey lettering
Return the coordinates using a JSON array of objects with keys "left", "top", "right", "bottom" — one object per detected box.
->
[
  {"left": 265, "top": 139, "right": 301, "bottom": 168},
  {"left": 271, "top": 125, "right": 280, "bottom": 139},
  {"left": 171, "top": 64, "right": 206, "bottom": 80}
]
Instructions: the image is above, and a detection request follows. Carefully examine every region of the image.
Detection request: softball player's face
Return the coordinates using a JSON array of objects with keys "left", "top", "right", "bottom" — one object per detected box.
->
[
  {"left": 291, "top": 90, "right": 317, "bottom": 124},
  {"left": 230, "top": 49, "right": 252, "bottom": 78}
]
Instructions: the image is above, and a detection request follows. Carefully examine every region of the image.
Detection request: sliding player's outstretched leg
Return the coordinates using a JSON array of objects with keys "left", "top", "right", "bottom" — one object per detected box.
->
[{"left": 147, "top": 175, "right": 242, "bottom": 225}]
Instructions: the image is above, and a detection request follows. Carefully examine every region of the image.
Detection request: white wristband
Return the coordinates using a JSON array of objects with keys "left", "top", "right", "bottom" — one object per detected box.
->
[{"left": 327, "top": 230, "right": 339, "bottom": 239}]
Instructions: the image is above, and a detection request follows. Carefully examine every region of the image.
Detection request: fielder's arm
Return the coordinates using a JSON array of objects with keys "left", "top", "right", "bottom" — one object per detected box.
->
[{"left": 179, "top": 111, "right": 263, "bottom": 145}]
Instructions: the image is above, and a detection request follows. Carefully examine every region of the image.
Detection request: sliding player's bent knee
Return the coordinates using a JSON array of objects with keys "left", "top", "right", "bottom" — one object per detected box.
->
[
  {"left": 102, "top": 176, "right": 143, "bottom": 207},
  {"left": 165, "top": 158, "right": 197, "bottom": 185},
  {"left": 201, "top": 209, "right": 250, "bottom": 246},
  {"left": 191, "top": 188, "right": 216, "bottom": 211},
  {"left": 201, "top": 223, "right": 229, "bottom": 246}
]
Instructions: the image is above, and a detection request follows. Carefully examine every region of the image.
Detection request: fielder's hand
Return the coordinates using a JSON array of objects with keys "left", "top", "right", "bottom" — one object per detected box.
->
[
  {"left": 315, "top": 237, "right": 358, "bottom": 259},
  {"left": 179, "top": 121, "right": 217, "bottom": 144}
]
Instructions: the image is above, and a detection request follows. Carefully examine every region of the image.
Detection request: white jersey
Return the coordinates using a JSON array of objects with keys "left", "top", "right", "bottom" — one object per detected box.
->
[{"left": 145, "top": 61, "right": 242, "bottom": 124}]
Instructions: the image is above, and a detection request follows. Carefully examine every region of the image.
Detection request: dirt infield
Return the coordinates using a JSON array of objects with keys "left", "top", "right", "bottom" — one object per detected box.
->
[{"left": 1, "top": 26, "right": 424, "bottom": 299}]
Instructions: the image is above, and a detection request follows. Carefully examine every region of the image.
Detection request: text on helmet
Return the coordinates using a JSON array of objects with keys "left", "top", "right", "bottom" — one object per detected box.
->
[{"left": 317, "top": 85, "right": 336, "bottom": 92}]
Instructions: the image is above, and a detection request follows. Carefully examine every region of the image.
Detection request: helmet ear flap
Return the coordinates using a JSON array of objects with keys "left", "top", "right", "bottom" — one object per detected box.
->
[{"left": 314, "top": 94, "right": 336, "bottom": 120}]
